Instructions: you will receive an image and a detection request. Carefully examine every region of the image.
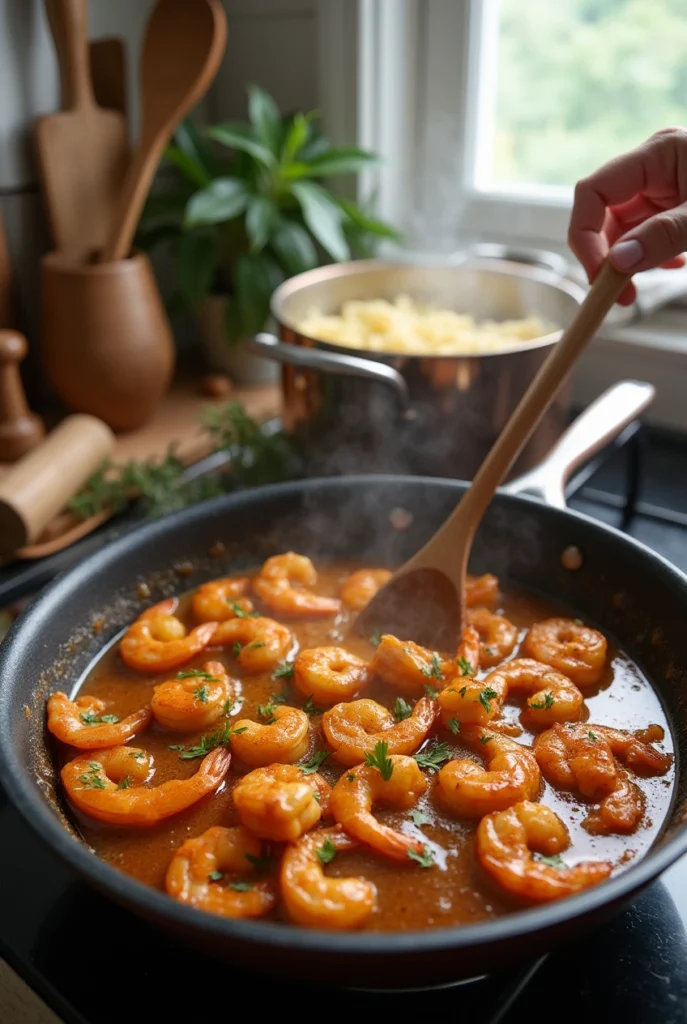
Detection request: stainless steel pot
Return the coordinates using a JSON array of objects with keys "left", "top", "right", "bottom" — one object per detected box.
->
[{"left": 249, "top": 259, "right": 586, "bottom": 478}]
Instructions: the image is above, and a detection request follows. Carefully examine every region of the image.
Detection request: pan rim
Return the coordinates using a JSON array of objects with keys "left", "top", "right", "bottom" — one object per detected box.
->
[{"left": 0, "top": 475, "right": 686, "bottom": 959}]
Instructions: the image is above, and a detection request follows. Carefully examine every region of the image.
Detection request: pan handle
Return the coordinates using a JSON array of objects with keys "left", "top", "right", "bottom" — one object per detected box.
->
[
  {"left": 503, "top": 380, "right": 655, "bottom": 508},
  {"left": 248, "top": 332, "right": 409, "bottom": 407}
]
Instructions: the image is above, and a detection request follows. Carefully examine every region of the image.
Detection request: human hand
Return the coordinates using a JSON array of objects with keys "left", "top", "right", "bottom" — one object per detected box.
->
[{"left": 568, "top": 127, "right": 687, "bottom": 305}]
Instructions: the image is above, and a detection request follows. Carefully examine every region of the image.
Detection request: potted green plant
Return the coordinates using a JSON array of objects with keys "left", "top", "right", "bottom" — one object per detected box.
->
[{"left": 137, "top": 85, "right": 399, "bottom": 384}]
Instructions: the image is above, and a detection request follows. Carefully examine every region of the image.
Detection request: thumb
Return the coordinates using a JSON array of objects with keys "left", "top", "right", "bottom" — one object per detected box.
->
[{"left": 609, "top": 203, "right": 687, "bottom": 273}]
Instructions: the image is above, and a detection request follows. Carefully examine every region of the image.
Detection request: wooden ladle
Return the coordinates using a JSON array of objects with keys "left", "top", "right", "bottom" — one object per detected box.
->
[
  {"left": 355, "top": 262, "right": 631, "bottom": 653},
  {"left": 99, "top": 0, "right": 227, "bottom": 264}
]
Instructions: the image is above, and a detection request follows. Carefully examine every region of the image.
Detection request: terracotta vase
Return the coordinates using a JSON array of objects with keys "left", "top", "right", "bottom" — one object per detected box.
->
[{"left": 41, "top": 250, "right": 175, "bottom": 431}]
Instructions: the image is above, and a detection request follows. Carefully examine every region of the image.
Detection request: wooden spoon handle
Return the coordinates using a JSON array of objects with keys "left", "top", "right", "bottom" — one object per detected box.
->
[
  {"left": 44, "top": 0, "right": 94, "bottom": 109},
  {"left": 458, "top": 262, "right": 630, "bottom": 532},
  {"left": 99, "top": 136, "right": 166, "bottom": 263}
]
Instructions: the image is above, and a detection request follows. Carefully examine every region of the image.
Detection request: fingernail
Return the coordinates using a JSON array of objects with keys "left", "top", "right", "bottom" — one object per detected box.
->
[{"left": 609, "top": 239, "right": 644, "bottom": 270}]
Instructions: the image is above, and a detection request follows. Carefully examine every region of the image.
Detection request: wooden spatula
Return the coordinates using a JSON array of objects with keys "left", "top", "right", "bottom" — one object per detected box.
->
[
  {"left": 355, "top": 262, "right": 631, "bottom": 653},
  {"left": 99, "top": 0, "right": 227, "bottom": 264},
  {"left": 35, "top": 0, "right": 129, "bottom": 252}
]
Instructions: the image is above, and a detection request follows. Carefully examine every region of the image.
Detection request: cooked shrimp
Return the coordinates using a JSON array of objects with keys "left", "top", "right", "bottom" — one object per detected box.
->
[
  {"left": 371, "top": 635, "right": 450, "bottom": 697},
  {"left": 280, "top": 825, "right": 376, "bottom": 930},
  {"left": 466, "top": 573, "right": 499, "bottom": 608},
  {"left": 466, "top": 608, "right": 518, "bottom": 668},
  {"left": 61, "top": 746, "right": 230, "bottom": 827},
  {"left": 437, "top": 725, "right": 540, "bottom": 818},
  {"left": 590, "top": 724, "right": 673, "bottom": 776},
  {"left": 151, "top": 661, "right": 234, "bottom": 732},
  {"left": 230, "top": 705, "right": 310, "bottom": 767},
  {"left": 192, "top": 577, "right": 254, "bottom": 622},
  {"left": 437, "top": 670, "right": 507, "bottom": 727},
  {"left": 232, "top": 763, "right": 331, "bottom": 841},
  {"left": 120, "top": 599, "right": 217, "bottom": 673},
  {"left": 46, "top": 692, "right": 152, "bottom": 750},
  {"left": 329, "top": 755, "right": 427, "bottom": 861},
  {"left": 489, "top": 658, "right": 584, "bottom": 727},
  {"left": 523, "top": 617, "right": 607, "bottom": 686},
  {"left": 535, "top": 722, "right": 671, "bottom": 835},
  {"left": 166, "top": 825, "right": 275, "bottom": 919},
  {"left": 253, "top": 553, "right": 341, "bottom": 618},
  {"left": 454, "top": 625, "right": 481, "bottom": 677},
  {"left": 294, "top": 647, "right": 372, "bottom": 706},
  {"left": 477, "top": 801, "right": 613, "bottom": 902},
  {"left": 340, "top": 569, "right": 392, "bottom": 611},
  {"left": 322, "top": 697, "right": 438, "bottom": 767},
  {"left": 213, "top": 615, "right": 293, "bottom": 673}
]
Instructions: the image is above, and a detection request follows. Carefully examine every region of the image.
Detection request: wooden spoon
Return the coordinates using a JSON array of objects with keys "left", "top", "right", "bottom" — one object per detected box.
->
[
  {"left": 35, "top": 0, "right": 129, "bottom": 252},
  {"left": 355, "top": 262, "right": 630, "bottom": 653},
  {"left": 99, "top": 0, "right": 227, "bottom": 264}
]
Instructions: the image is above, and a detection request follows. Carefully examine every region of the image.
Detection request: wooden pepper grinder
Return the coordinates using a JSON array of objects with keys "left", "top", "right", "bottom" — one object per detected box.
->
[{"left": 0, "top": 330, "right": 45, "bottom": 461}]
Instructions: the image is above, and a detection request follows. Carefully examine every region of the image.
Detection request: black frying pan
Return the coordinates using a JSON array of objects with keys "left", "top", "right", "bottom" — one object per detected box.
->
[{"left": 0, "top": 385, "right": 686, "bottom": 990}]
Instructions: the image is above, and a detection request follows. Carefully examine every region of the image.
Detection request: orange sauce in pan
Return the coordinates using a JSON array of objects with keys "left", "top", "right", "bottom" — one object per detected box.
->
[{"left": 55, "top": 565, "right": 675, "bottom": 932}]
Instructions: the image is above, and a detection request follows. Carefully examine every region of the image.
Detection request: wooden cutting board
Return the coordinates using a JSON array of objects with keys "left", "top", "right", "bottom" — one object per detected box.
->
[
  {"left": 35, "top": 0, "right": 129, "bottom": 252},
  {"left": 89, "top": 36, "right": 127, "bottom": 117}
]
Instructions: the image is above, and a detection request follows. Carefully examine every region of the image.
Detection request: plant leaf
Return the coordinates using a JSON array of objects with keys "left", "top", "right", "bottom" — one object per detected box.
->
[
  {"left": 248, "top": 84, "right": 283, "bottom": 156},
  {"left": 139, "top": 191, "right": 191, "bottom": 229},
  {"left": 177, "top": 231, "right": 216, "bottom": 307},
  {"left": 235, "top": 253, "right": 281, "bottom": 336},
  {"left": 174, "top": 119, "right": 222, "bottom": 179},
  {"left": 280, "top": 112, "right": 310, "bottom": 166},
  {"left": 303, "top": 147, "right": 379, "bottom": 178},
  {"left": 338, "top": 197, "right": 401, "bottom": 240},
  {"left": 270, "top": 219, "right": 318, "bottom": 275},
  {"left": 206, "top": 124, "right": 276, "bottom": 167},
  {"left": 289, "top": 181, "right": 350, "bottom": 262},
  {"left": 164, "top": 143, "right": 210, "bottom": 188},
  {"left": 185, "top": 178, "right": 250, "bottom": 228},
  {"left": 245, "top": 196, "right": 278, "bottom": 252}
]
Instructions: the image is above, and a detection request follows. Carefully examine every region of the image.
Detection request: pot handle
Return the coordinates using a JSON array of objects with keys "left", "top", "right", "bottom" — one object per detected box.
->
[
  {"left": 502, "top": 380, "right": 655, "bottom": 508},
  {"left": 248, "top": 332, "right": 409, "bottom": 407}
]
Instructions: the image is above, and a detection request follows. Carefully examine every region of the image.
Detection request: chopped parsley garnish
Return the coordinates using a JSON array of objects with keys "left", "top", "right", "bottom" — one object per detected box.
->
[
  {"left": 245, "top": 853, "right": 274, "bottom": 872},
  {"left": 369, "top": 630, "right": 382, "bottom": 648},
  {"left": 408, "top": 845, "right": 434, "bottom": 868},
  {"left": 272, "top": 661, "right": 295, "bottom": 680},
  {"left": 530, "top": 692, "right": 555, "bottom": 710},
  {"left": 456, "top": 655, "right": 475, "bottom": 676},
  {"left": 208, "top": 870, "right": 224, "bottom": 882},
  {"left": 421, "top": 653, "right": 444, "bottom": 681},
  {"left": 480, "top": 734, "right": 493, "bottom": 745},
  {"left": 394, "top": 697, "right": 413, "bottom": 722},
  {"left": 364, "top": 740, "right": 394, "bottom": 780},
  {"left": 535, "top": 853, "right": 566, "bottom": 869},
  {"left": 573, "top": 618, "right": 583, "bottom": 626},
  {"left": 300, "top": 750, "right": 329, "bottom": 775},
  {"left": 130, "top": 750, "right": 145, "bottom": 760},
  {"left": 223, "top": 697, "right": 244, "bottom": 716},
  {"left": 478, "top": 687, "right": 499, "bottom": 714},
  {"left": 424, "top": 684, "right": 439, "bottom": 699},
  {"left": 177, "top": 669, "right": 217, "bottom": 680},
  {"left": 174, "top": 721, "right": 244, "bottom": 760},
  {"left": 270, "top": 692, "right": 287, "bottom": 704},
  {"left": 116, "top": 776, "right": 131, "bottom": 790},
  {"left": 413, "top": 741, "right": 451, "bottom": 773},
  {"left": 410, "top": 809, "right": 432, "bottom": 827},
  {"left": 229, "top": 880, "right": 255, "bottom": 892},
  {"left": 447, "top": 718, "right": 460, "bottom": 735},
  {"left": 78, "top": 763, "right": 106, "bottom": 789},
  {"left": 347, "top": 773, "right": 356, "bottom": 782},
  {"left": 458, "top": 685, "right": 468, "bottom": 698},
  {"left": 232, "top": 641, "right": 242, "bottom": 658},
  {"left": 227, "top": 601, "right": 258, "bottom": 619},
  {"left": 485, "top": 645, "right": 497, "bottom": 656},
  {"left": 257, "top": 701, "right": 278, "bottom": 724},
  {"left": 80, "top": 711, "right": 119, "bottom": 726},
  {"left": 316, "top": 838, "right": 337, "bottom": 866},
  {"left": 247, "top": 640, "right": 266, "bottom": 650},
  {"left": 302, "top": 695, "right": 323, "bottom": 716},
  {"left": 588, "top": 730, "right": 598, "bottom": 743},
  {"left": 193, "top": 684, "right": 210, "bottom": 704}
]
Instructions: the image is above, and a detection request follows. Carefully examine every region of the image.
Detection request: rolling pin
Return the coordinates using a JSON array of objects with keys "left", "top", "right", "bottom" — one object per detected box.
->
[{"left": 0, "top": 414, "right": 115, "bottom": 554}]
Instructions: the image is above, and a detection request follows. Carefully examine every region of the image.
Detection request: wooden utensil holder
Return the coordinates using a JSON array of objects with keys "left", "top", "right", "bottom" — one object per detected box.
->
[{"left": 41, "top": 250, "right": 175, "bottom": 431}]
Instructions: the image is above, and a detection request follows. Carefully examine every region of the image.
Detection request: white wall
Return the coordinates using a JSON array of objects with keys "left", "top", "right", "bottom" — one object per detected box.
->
[{"left": 0, "top": 0, "right": 319, "bottom": 353}]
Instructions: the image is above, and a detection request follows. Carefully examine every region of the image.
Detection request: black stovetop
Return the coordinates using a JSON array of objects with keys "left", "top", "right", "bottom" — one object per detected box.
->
[{"left": 2, "top": 429, "right": 687, "bottom": 1024}]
